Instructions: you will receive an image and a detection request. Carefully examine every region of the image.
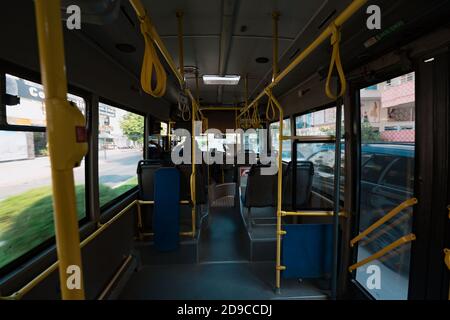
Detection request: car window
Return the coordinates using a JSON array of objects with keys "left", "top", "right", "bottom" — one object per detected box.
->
[
  {"left": 380, "top": 157, "right": 414, "bottom": 191},
  {"left": 361, "top": 155, "right": 394, "bottom": 184},
  {"left": 308, "top": 150, "right": 335, "bottom": 173}
]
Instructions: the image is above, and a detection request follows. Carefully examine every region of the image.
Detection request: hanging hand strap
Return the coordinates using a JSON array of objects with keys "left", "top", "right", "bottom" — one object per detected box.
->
[
  {"left": 139, "top": 15, "right": 167, "bottom": 97},
  {"left": 266, "top": 97, "right": 276, "bottom": 121},
  {"left": 325, "top": 23, "right": 346, "bottom": 100},
  {"left": 251, "top": 102, "right": 261, "bottom": 128}
]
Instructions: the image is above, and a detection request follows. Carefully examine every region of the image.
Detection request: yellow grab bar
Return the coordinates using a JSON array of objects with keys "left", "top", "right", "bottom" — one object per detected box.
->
[
  {"left": 34, "top": 0, "right": 88, "bottom": 300},
  {"left": 263, "top": 89, "right": 284, "bottom": 290},
  {"left": 281, "top": 211, "right": 347, "bottom": 217},
  {"left": 348, "top": 233, "right": 416, "bottom": 272},
  {"left": 350, "top": 198, "right": 418, "bottom": 247}
]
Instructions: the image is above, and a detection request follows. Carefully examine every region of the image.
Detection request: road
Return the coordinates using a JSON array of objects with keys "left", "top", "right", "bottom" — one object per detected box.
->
[{"left": 0, "top": 148, "right": 143, "bottom": 201}]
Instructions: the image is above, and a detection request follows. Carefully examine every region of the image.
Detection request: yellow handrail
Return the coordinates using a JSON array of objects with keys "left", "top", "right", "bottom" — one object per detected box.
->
[
  {"left": 348, "top": 233, "right": 416, "bottom": 272},
  {"left": 200, "top": 106, "right": 242, "bottom": 111},
  {"left": 280, "top": 211, "right": 347, "bottom": 217},
  {"left": 0, "top": 200, "right": 137, "bottom": 300},
  {"left": 263, "top": 89, "right": 284, "bottom": 289},
  {"left": 350, "top": 198, "right": 418, "bottom": 247},
  {"left": 236, "top": 0, "right": 367, "bottom": 120},
  {"left": 33, "top": 0, "right": 88, "bottom": 300}
]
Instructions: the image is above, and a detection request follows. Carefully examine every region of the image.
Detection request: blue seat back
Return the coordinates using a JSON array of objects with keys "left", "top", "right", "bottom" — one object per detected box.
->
[
  {"left": 153, "top": 168, "right": 180, "bottom": 252},
  {"left": 281, "top": 224, "right": 333, "bottom": 279}
]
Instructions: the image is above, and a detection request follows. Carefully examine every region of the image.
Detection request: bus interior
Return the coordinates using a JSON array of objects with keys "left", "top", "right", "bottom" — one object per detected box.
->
[{"left": 0, "top": 0, "right": 450, "bottom": 301}]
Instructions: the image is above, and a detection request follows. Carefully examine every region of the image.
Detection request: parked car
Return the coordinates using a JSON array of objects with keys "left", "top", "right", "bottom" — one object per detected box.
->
[{"left": 305, "top": 143, "right": 415, "bottom": 274}]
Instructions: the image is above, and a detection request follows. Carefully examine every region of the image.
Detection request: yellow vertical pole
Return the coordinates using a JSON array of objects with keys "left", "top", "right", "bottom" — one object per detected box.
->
[
  {"left": 34, "top": 0, "right": 87, "bottom": 299},
  {"left": 272, "top": 11, "right": 280, "bottom": 81},
  {"left": 266, "top": 90, "right": 285, "bottom": 290}
]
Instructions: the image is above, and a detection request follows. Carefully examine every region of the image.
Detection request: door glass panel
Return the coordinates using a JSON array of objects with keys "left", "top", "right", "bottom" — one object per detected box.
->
[{"left": 356, "top": 73, "right": 415, "bottom": 300}]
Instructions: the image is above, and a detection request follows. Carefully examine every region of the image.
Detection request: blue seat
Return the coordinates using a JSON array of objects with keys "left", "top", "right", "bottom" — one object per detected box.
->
[
  {"left": 281, "top": 224, "right": 333, "bottom": 279},
  {"left": 153, "top": 168, "right": 180, "bottom": 252}
]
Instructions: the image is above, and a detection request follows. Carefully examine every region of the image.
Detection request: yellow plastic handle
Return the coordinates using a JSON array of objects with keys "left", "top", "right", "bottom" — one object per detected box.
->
[
  {"left": 325, "top": 23, "right": 347, "bottom": 100},
  {"left": 139, "top": 15, "right": 167, "bottom": 98}
]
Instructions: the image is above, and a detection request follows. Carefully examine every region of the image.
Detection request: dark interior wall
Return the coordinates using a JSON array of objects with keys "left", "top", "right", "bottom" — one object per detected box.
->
[
  {"left": 204, "top": 110, "right": 237, "bottom": 132},
  {"left": 280, "top": 76, "right": 338, "bottom": 117},
  {"left": 0, "top": 0, "right": 171, "bottom": 119},
  {"left": 0, "top": 196, "right": 137, "bottom": 300}
]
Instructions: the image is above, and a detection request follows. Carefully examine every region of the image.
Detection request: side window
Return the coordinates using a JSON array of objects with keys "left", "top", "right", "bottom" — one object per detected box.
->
[
  {"left": 356, "top": 73, "right": 416, "bottom": 300},
  {"left": 295, "top": 105, "right": 344, "bottom": 138},
  {"left": 270, "top": 118, "right": 291, "bottom": 161},
  {"left": 0, "top": 74, "right": 87, "bottom": 271},
  {"left": 294, "top": 105, "right": 345, "bottom": 207},
  {"left": 98, "top": 102, "right": 144, "bottom": 208}
]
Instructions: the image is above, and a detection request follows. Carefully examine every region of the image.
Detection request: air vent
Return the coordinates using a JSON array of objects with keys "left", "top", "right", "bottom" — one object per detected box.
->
[{"left": 255, "top": 57, "right": 269, "bottom": 64}]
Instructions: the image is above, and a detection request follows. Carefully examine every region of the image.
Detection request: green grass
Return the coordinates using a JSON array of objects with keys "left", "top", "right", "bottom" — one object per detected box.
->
[{"left": 0, "top": 177, "right": 137, "bottom": 269}]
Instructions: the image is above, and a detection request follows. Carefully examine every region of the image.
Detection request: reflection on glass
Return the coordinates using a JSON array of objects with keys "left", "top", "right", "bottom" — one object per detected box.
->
[
  {"left": 297, "top": 143, "right": 344, "bottom": 209},
  {"left": 356, "top": 73, "right": 415, "bottom": 300},
  {"left": 98, "top": 103, "right": 143, "bottom": 207}
]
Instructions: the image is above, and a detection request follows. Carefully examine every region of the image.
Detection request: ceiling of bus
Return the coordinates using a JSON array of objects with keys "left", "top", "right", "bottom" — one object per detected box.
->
[
  {"left": 80, "top": 0, "right": 450, "bottom": 112},
  {"left": 82, "top": 0, "right": 346, "bottom": 106}
]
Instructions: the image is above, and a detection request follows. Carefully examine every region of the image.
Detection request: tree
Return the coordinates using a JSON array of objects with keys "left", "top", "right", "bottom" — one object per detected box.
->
[
  {"left": 361, "top": 120, "right": 382, "bottom": 142},
  {"left": 120, "top": 113, "right": 144, "bottom": 143}
]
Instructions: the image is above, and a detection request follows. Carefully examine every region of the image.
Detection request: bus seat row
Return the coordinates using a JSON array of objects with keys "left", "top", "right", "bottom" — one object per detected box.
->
[{"left": 242, "top": 161, "right": 314, "bottom": 228}]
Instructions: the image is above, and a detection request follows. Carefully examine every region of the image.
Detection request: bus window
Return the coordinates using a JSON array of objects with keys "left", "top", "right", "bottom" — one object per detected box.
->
[
  {"left": 295, "top": 106, "right": 343, "bottom": 137},
  {"left": 0, "top": 75, "right": 86, "bottom": 270},
  {"left": 98, "top": 103, "right": 144, "bottom": 208},
  {"left": 5, "top": 73, "right": 86, "bottom": 126},
  {"left": 270, "top": 118, "right": 291, "bottom": 162},
  {"left": 356, "top": 72, "right": 416, "bottom": 300},
  {"left": 294, "top": 106, "right": 345, "bottom": 208}
]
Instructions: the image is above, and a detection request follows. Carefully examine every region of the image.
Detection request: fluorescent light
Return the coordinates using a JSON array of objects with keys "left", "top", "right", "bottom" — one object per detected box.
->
[
  {"left": 203, "top": 75, "right": 241, "bottom": 85},
  {"left": 424, "top": 57, "right": 435, "bottom": 63}
]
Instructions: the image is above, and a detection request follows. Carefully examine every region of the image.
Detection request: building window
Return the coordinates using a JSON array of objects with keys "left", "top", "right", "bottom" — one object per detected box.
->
[{"left": 98, "top": 102, "right": 144, "bottom": 208}]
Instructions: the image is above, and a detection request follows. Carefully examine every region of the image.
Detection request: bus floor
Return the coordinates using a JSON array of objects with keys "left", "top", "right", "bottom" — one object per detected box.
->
[{"left": 118, "top": 199, "right": 329, "bottom": 300}]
